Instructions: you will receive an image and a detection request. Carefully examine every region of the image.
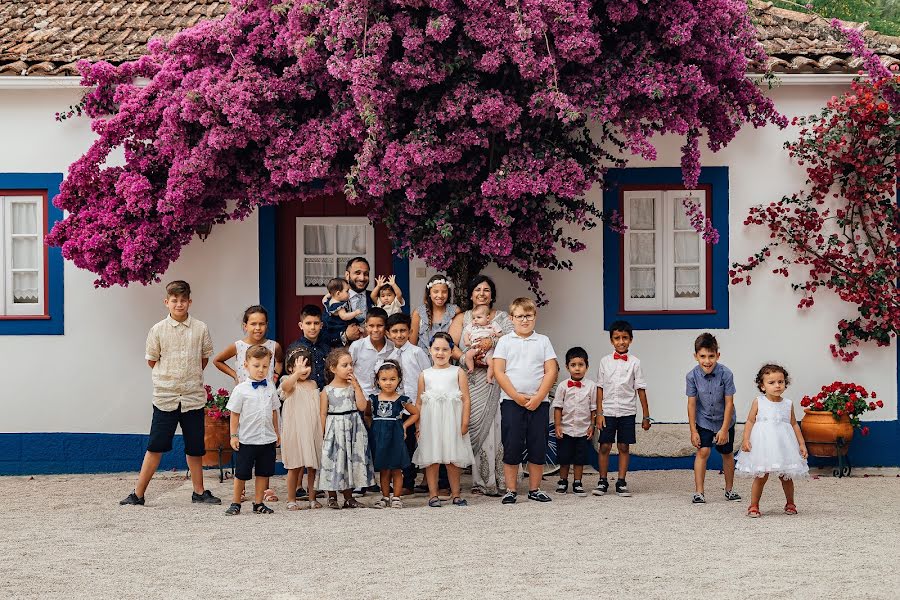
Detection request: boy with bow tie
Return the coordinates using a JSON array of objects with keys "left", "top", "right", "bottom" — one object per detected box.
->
[
  {"left": 552, "top": 347, "right": 597, "bottom": 496},
  {"left": 224, "top": 344, "right": 281, "bottom": 515},
  {"left": 594, "top": 320, "right": 651, "bottom": 498}
]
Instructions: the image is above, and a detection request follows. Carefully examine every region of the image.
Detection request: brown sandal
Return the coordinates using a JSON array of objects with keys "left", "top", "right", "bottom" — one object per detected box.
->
[
  {"left": 327, "top": 497, "right": 340, "bottom": 509},
  {"left": 343, "top": 498, "right": 363, "bottom": 509}
]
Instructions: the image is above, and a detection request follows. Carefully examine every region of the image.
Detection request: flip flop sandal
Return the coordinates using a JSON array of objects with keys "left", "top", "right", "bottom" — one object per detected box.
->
[
  {"left": 263, "top": 489, "right": 279, "bottom": 502},
  {"left": 747, "top": 505, "right": 761, "bottom": 518},
  {"left": 427, "top": 496, "right": 442, "bottom": 508},
  {"left": 253, "top": 502, "right": 275, "bottom": 514},
  {"left": 451, "top": 497, "right": 468, "bottom": 507},
  {"left": 343, "top": 498, "right": 363, "bottom": 509},
  {"left": 784, "top": 503, "right": 798, "bottom": 515},
  {"left": 286, "top": 501, "right": 301, "bottom": 511},
  {"left": 309, "top": 500, "right": 323, "bottom": 509},
  {"left": 225, "top": 503, "right": 241, "bottom": 516},
  {"left": 327, "top": 497, "right": 340, "bottom": 509}
]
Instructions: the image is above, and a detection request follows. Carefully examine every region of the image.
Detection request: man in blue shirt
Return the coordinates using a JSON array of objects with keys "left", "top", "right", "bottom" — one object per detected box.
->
[{"left": 686, "top": 333, "right": 741, "bottom": 504}]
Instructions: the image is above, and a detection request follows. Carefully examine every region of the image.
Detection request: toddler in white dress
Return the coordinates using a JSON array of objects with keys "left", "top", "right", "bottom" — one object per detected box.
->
[{"left": 736, "top": 364, "right": 808, "bottom": 517}]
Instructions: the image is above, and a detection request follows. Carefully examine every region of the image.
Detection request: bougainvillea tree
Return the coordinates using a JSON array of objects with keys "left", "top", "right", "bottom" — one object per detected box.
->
[
  {"left": 48, "top": 0, "right": 784, "bottom": 296},
  {"left": 732, "top": 23, "right": 899, "bottom": 361}
]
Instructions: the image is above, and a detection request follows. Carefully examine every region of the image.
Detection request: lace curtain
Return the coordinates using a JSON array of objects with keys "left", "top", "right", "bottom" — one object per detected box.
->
[
  {"left": 303, "top": 223, "right": 369, "bottom": 288},
  {"left": 673, "top": 202, "right": 701, "bottom": 298},
  {"left": 629, "top": 197, "right": 656, "bottom": 299},
  {"left": 10, "top": 201, "right": 39, "bottom": 304}
]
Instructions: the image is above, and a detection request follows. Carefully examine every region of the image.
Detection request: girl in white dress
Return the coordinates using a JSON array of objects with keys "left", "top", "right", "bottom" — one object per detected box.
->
[
  {"left": 412, "top": 332, "right": 475, "bottom": 507},
  {"left": 736, "top": 364, "right": 809, "bottom": 518},
  {"left": 213, "top": 305, "right": 284, "bottom": 385}
]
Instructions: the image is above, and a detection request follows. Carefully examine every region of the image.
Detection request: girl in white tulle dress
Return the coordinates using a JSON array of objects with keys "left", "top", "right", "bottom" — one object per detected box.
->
[
  {"left": 736, "top": 364, "right": 809, "bottom": 518},
  {"left": 412, "top": 332, "right": 475, "bottom": 508}
]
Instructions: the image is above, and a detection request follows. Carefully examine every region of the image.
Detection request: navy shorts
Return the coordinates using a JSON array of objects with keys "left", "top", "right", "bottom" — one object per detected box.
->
[
  {"left": 698, "top": 425, "right": 735, "bottom": 455},
  {"left": 234, "top": 442, "right": 277, "bottom": 480},
  {"left": 147, "top": 404, "right": 205, "bottom": 456},
  {"left": 599, "top": 414, "right": 637, "bottom": 445},
  {"left": 501, "top": 401, "right": 550, "bottom": 466},
  {"left": 556, "top": 434, "right": 591, "bottom": 466}
]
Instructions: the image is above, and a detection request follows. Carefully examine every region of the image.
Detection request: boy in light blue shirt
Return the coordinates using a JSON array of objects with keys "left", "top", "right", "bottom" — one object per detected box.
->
[{"left": 686, "top": 332, "right": 741, "bottom": 504}]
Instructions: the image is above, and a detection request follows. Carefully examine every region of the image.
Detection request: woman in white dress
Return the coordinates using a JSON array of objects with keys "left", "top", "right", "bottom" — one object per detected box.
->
[
  {"left": 448, "top": 275, "right": 513, "bottom": 496},
  {"left": 413, "top": 332, "right": 475, "bottom": 507},
  {"left": 736, "top": 364, "right": 809, "bottom": 518}
]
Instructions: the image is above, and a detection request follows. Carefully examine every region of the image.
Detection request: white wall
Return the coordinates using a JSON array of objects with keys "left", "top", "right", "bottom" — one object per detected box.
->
[
  {"left": 483, "top": 84, "right": 897, "bottom": 425},
  {"left": 0, "top": 89, "right": 259, "bottom": 433},
  {"left": 1, "top": 83, "right": 895, "bottom": 435}
]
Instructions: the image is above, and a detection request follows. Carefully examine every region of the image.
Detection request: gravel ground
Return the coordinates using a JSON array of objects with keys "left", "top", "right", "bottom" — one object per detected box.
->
[{"left": 1, "top": 468, "right": 897, "bottom": 600}]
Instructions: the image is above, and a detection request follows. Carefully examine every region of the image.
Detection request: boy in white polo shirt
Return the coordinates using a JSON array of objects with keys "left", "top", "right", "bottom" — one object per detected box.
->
[
  {"left": 493, "top": 297, "right": 558, "bottom": 505},
  {"left": 594, "top": 320, "right": 651, "bottom": 498},
  {"left": 224, "top": 344, "right": 281, "bottom": 516},
  {"left": 349, "top": 307, "right": 395, "bottom": 398}
]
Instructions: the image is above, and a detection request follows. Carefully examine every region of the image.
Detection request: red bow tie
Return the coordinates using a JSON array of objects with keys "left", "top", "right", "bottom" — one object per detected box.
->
[
  {"left": 567, "top": 380, "right": 582, "bottom": 388},
  {"left": 613, "top": 353, "right": 629, "bottom": 361}
]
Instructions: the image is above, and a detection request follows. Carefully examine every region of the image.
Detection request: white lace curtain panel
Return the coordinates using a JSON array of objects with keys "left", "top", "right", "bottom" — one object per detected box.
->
[
  {"left": 303, "top": 224, "right": 369, "bottom": 287},
  {"left": 9, "top": 201, "right": 39, "bottom": 304},
  {"left": 628, "top": 197, "right": 701, "bottom": 299}
]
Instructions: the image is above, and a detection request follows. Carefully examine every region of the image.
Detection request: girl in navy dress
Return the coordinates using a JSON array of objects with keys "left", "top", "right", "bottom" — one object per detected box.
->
[{"left": 369, "top": 360, "right": 419, "bottom": 509}]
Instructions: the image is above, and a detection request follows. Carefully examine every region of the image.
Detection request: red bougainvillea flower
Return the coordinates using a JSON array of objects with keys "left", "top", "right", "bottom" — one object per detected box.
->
[{"left": 861, "top": 426, "right": 870, "bottom": 436}]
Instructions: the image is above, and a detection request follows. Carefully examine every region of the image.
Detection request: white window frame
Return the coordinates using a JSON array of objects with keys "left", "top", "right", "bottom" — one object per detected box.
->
[
  {"left": 295, "top": 216, "right": 375, "bottom": 295},
  {"left": 0, "top": 194, "right": 46, "bottom": 316},
  {"left": 622, "top": 189, "right": 708, "bottom": 312}
]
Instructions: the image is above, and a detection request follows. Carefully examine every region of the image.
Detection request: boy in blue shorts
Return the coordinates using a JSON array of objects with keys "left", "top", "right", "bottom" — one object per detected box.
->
[
  {"left": 687, "top": 332, "right": 741, "bottom": 504},
  {"left": 594, "top": 320, "right": 651, "bottom": 498},
  {"left": 493, "top": 297, "right": 558, "bottom": 505}
]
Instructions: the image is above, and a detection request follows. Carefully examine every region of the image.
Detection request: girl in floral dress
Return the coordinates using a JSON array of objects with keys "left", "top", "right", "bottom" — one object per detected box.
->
[{"left": 315, "top": 348, "right": 374, "bottom": 509}]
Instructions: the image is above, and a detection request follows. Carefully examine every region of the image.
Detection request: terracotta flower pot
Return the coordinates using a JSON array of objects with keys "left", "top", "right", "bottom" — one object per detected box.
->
[
  {"left": 800, "top": 409, "right": 854, "bottom": 457},
  {"left": 203, "top": 413, "right": 233, "bottom": 467}
]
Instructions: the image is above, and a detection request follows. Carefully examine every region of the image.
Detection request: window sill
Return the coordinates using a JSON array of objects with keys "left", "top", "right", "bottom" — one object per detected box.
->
[
  {"left": 0, "top": 314, "right": 51, "bottom": 320},
  {"left": 618, "top": 309, "right": 717, "bottom": 316}
]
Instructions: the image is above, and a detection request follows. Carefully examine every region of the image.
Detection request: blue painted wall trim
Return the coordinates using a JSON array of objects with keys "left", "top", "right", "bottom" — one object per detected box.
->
[
  {"left": 258, "top": 205, "right": 278, "bottom": 333},
  {"left": 392, "top": 251, "right": 411, "bottom": 314},
  {"left": 4, "top": 422, "right": 898, "bottom": 475},
  {"left": 0, "top": 173, "right": 64, "bottom": 335},
  {"left": 602, "top": 167, "right": 730, "bottom": 330}
]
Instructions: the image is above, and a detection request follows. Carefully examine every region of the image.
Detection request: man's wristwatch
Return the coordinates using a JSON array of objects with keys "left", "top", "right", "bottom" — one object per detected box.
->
[{"left": 230, "top": 434, "right": 239, "bottom": 438}]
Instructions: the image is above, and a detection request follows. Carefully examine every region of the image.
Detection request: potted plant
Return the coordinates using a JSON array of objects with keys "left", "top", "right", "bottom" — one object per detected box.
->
[
  {"left": 799, "top": 382, "right": 882, "bottom": 457},
  {"left": 203, "top": 385, "right": 233, "bottom": 467}
]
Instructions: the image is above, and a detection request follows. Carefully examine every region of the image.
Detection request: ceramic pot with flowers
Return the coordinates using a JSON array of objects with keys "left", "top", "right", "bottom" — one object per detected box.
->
[{"left": 799, "top": 381, "right": 882, "bottom": 457}]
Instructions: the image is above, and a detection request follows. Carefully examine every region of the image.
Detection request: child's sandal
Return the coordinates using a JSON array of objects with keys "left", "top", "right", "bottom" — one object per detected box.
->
[
  {"left": 327, "top": 497, "right": 340, "bottom": 510},
  {"left": 747, "top": 505, "right": 761, "bottom": 518},
  {"left": 309, "top": 500, "right": 323, "bottom": 509},
  {"left": 784, "top": 503, "right": 798, "bottom": 515},
  {"left": 390, "top": 496, "right": 403, "bottom": 509},
  {"left": 286, "top": 501, "right": 301, "bottom": 511},
  {"left": 452, "top": 497, "right": 468, "bottom": 507},
  {"left": 343, "top": 498, "right": 363, "bottom": 509},
  {"left": 263, "top": 489, "right": 279, "bottom": 502},
  {"left": 252, "top": 502, "right": 275, "bottom": 514},
  {"left": 224, "top": 502, "right": 241, "bottom": 516},
  {"left": 427, "top": 496, "right": 442, "bottom": 508}
]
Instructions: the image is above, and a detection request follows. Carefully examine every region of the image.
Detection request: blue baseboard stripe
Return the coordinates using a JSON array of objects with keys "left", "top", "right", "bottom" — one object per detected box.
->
[{"left": 2, "top": 424, "right": 897, "bottom": 475}]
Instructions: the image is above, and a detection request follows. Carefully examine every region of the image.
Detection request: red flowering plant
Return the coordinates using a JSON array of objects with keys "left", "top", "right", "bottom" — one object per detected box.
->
[
  {"left": 732, "top": 22, "right": 900, "bottom": 362},
  {"left": 204, "top": 385, "right": 231, "bottom": 422},
  {"left": 800, "top": 381, "right": 883, "bottom": 434},
  {"left": 45, "top": 0, "right": 784, "bottom": 300}
]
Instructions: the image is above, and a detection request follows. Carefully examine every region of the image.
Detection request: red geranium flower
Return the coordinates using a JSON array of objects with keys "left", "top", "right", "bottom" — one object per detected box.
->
[{"left": 861, "top": 426, "right": 870, "bottom": 436}]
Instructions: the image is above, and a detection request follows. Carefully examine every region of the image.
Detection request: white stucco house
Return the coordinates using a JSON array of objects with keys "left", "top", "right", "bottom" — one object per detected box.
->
[{"left": 1, "top": 1, "right": 897, "bottom": 474}]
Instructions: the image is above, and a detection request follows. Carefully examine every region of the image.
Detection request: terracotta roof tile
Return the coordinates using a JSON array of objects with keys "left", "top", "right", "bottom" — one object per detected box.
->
[{"left": 0, "top": 0, "right": 898, "bottom": 76}]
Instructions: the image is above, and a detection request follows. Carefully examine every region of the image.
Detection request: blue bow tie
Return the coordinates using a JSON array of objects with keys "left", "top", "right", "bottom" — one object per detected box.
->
[{"left": 251, "top": 380, "right": 267, "bottom": 389}]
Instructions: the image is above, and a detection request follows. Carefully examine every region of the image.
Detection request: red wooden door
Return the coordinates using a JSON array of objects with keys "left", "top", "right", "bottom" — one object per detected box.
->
[{"left": 274, "top": 194, "right": 393, "bottom": 348}]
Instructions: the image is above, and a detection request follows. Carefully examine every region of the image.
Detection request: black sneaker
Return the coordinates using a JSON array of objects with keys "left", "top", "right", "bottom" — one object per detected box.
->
[
  {"left": 692, "top": 492, "right": 706, "bottom": 504},
  {"left": 555, "top": 479, "right": 568, "bottom": 494},
  {"left": 724, "top": 489, "right": 742, "bottom": 501},
  {"left": 501, "top": 490, "right": 518, "bottom": 505},
  {"left": 351, "top": 487, "right": 366, "bottom": 498},
  {"left": 192, "top": 490, "right": 222, "bottom": 504},
  {"left": 527, "top": 489, "right": 553, "bottom": 503},
  {"left": 592, "top": 478, "right": 609, "bottom": 496},
  {"left": 615, "top": 480, "right": 631, "bottom": 497},
  {"left": 572, "top": 480, "right": 586, "bottom": 497},
  {"left": 119, "top": 491, "right": 145, "bottom": 506}
]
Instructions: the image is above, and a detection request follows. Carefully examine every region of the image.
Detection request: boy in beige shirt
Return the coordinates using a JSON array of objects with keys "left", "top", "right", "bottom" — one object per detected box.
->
[{"left": 120, "top": 280, "right": 221, "bottom": 506}]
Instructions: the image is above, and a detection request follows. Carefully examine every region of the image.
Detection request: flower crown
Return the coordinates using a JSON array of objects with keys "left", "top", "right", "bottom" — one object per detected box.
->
[{"left": 426, "top": 278, "right": 451, "bottom": 289}]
